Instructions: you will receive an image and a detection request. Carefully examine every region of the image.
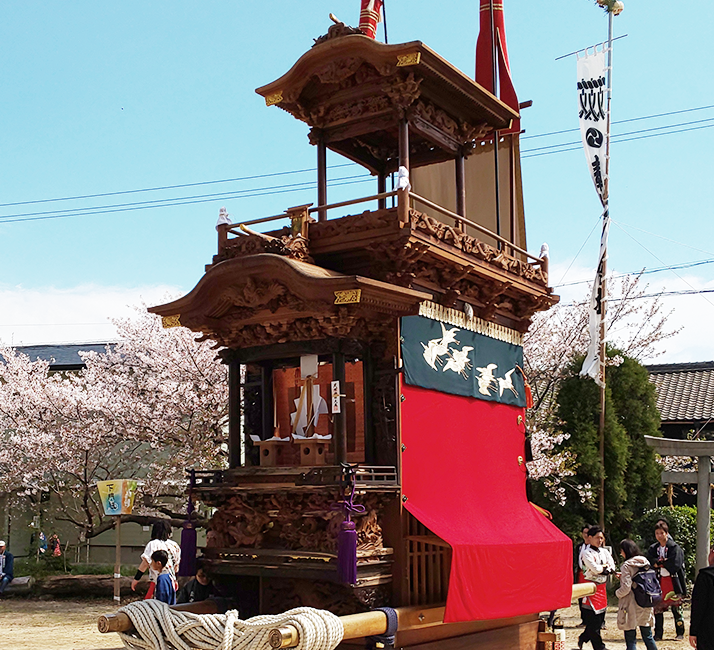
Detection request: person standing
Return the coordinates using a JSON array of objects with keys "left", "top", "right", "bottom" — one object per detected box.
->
[
  {"left": 579, "top": 526, "right": 616, "bottom": 650},
  {"left": 615, "top": 539, "right": 658, "bottom": 650},
  {"left": 132, "top": 520, "right": 181, "bottom": 599},
  {"left": 647, "top": 521, "right": 686, "bottom": 641},
  {"left": 689, "top": 547, "right": 714, "bottom": 650},
  {"left": 0, "top": 541, "right": 14, "bottom": 595},
  {"left": 577, "top": 525, "right": 593, "bottom": 627},
  {"left": 149, "top": 550, "right": 176, "bottom": 606}
]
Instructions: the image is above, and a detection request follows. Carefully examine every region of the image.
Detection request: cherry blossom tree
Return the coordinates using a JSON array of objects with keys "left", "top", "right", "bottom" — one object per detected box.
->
[
  {"left": 524, "top": 273, "right": 677, "bottom": 506},
  {"left": 0, "top": 308, "right": 228, "bottom": 539}
]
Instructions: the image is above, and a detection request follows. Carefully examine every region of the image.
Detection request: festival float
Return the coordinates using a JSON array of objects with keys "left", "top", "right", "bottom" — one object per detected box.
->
[{"left": 101, "top": 2, "right": 594, "bottom": 649}]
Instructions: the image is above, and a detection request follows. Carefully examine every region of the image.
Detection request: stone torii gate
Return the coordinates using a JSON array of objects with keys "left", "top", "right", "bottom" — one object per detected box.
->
[{"left": 644, "top": 435, "right": 713, "bottom": 571}]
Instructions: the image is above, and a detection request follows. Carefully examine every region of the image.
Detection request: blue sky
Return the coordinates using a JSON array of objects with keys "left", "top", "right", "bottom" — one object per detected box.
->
[{"left": 1, "top": 1, "right": 712, "bottom": 361}]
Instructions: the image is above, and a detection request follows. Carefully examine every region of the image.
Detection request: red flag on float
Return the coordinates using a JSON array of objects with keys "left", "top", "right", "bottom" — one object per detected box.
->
[
  {"left": 359, "top": 0, "right": 383, "bottom": 39},
  {"left": 475, "top": 0, "right": 520, "bottom": 134}
]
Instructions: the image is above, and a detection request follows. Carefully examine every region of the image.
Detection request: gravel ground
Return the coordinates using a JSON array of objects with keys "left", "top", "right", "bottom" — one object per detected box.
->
[
  {"left": 0, "top": 599, "right": 123, "bottom": 650},
  {"left": 556, "top": 602, "right": 691, "bottom": 650}
]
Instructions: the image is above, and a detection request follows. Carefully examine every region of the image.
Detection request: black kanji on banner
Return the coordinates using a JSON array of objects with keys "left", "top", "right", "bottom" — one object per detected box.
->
[{"left": 578, "top": 76, "right": 606, "bottom": 121}]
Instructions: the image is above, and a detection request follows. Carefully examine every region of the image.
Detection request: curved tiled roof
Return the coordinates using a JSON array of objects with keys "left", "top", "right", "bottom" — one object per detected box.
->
[
  {"left": 4, "top": 344, "right": 113, "bottom": 371},
  {"left": 647, "top": 361, "right": 714, "bottom": 422}
]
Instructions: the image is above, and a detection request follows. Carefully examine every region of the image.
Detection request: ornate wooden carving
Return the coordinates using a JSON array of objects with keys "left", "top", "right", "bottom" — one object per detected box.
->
[
  {"left": 217, "top": 231, "right": 313, "bottom": 265},
  {"left": 313, "top": 22, "right": 366, "bottom": 47},
  {"left": 261, "top": 578, "right": 391, "bottom": 615},
  {"left": 206, "top": 491, "right": 385, "bottom": 553}
]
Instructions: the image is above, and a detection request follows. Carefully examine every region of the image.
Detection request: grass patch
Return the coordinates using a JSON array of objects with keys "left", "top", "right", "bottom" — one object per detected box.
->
[{"left": 14, "top": 557, "right": 136, "bottom": 579}]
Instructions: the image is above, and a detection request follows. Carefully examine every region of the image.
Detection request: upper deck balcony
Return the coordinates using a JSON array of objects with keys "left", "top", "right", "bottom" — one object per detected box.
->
[{"left": 212, "top": 29, "right": 555, "bottom": 332}]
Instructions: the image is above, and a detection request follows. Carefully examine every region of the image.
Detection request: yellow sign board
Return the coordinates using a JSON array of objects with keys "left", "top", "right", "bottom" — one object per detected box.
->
[{"left": 97, "top": 479, "right": 139, "bottom": 516}]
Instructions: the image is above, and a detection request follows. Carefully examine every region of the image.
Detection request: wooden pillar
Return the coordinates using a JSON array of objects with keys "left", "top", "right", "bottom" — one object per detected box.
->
[
  {"left": 509, "top": 135, "right": 517, "bottom": 247},
  {"left": 397, "top": 118, "right": 410, "bottom": 223},
  {"left": 114, "top": 517, "right": 121, "bottom": 604},
  {"left": 0, "top": 493, "right": 8, "bottom": 543},
  {"left": 455, "top": 151, "right": 465, "bottom": 231},
  {"left": 228, "top": 360, "right": 242, "bottom": 469},
  {"left": 377, "top": 172, "right": 386, "bottom": 211},
  {"left": 261, "top": 362, "right": 274, "bottom": 442},
  {"left": 697, "top": 455, "right": 712, "bottom": 571},
  {"left": 332, "top": 352, "right": 347, "bottom": 465},
  {"left": 317, "top": 135, "right": 327, "bottom": 222},
  {"left": 399, "top": 117, "right": 409, "bottom": 170}
]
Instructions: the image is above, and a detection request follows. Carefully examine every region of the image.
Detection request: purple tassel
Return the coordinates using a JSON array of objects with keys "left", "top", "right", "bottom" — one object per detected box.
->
[
  {"left": 178, "top": 522, "right": 197, "bottom": 577},
  {"left": 337, "top": 518, "right": 358, "bottom": 585},
  {"left": 178, "top": 469, "right": 197, "bottom": 577}
]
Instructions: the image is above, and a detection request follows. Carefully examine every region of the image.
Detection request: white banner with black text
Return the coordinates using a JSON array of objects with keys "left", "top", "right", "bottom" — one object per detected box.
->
[{"left": 577, "top": 49, "right": 608, "bottom": 205}]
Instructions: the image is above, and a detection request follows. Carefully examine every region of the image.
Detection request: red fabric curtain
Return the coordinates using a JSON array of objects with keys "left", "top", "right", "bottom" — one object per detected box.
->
[{"left": 401, "top": 383, "right": 573, "bottom": 622}]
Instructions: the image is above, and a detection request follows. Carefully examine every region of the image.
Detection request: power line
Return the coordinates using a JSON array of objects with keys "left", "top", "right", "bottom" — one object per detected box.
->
[
  {"left": 554, "top": 258, "right": 714, "bottom": 288},
  {"left": 0, "top": 163, "right": 356, "bottom": 209},
  {"left": 2, "top": 118, "right": 707, "bottom": 225},
  {"left": 522, "top": 103, "right": 714, "bottom": 140},
  {"left": 522, "top": 116, "right": 714, "bottom": 154},
  {"left": 0, "top": 176, "right": 373, "bottom": 225},
  {"left": 0, "top": 173, "right": 368, "bottom": 221},
  {"left": 521, "top": 122, "right": 714, "bottom": 159},
  {"left": 610, "top": 220, "right": 714, "bottom": 311},
  {"left": 3, "top": 102, "right": 712, "bottom": 210}
]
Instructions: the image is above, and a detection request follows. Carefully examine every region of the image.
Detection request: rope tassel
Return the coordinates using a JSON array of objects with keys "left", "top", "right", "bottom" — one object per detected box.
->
[{"left": 337, "top": 519, "right": 357, "bottom": 585}]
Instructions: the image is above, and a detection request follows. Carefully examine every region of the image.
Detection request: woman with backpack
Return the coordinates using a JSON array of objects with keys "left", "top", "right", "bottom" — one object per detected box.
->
[{"left": 616, "top": 539, "right": 658, "bottom": 650}]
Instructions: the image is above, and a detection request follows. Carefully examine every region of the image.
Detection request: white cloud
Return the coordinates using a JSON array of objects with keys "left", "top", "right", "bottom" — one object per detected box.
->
[
  {"left": 4, "top": 269, "right": 714, "bottom": 364},
  {"left": 0, "top": 284, "right": 182, "bottom": 346}
]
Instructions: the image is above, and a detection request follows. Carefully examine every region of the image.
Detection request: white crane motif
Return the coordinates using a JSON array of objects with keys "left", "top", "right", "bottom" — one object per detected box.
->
[
  {"left": 443, "top": 346, "right": 474, "bottom": 378},
  {"left": 497, "top": 368, "right": 519, "bottom": 398}
]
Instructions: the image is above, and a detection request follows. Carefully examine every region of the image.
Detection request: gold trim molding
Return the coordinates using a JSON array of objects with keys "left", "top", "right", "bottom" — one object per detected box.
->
[
  {"left": 265, "top": 91, "right": 283, "bottom": 106},
  {"left": 396, "top": 52, "right": 421, "bottom": 67},
  {"left": 334, "top": 289, "right": 362, "bottom": 305},
  {"left": 418, "top": 301, "right": 523, "bottom": 346},
  {"left": 161, "top": 314, "right": 182, "bottom": 329}
]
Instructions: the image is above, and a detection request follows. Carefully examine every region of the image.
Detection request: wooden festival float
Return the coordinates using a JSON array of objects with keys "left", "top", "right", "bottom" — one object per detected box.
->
[{"left": 102, "top": 6, "right": 593, "bottom": 650}]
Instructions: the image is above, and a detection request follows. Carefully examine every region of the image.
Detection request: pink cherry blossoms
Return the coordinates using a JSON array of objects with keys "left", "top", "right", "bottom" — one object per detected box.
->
[{"left": 0, "top": 308, "right": 228, "bottom": 538}]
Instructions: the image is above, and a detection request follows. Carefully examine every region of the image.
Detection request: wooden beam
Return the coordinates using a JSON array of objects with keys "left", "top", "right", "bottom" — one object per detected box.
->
[
  {"left": 399, "top": 117, "right": 410, "bottom": 171},
  {"left": 317, "top": 135, "right": 327, "bottom": 222},
  {"left": 409, "top": 116, "right": 461, "bottom": 155},
  {"left": 455, "top": 152, "right": 465, "bottom": 226},
  {"left": 332, "top": 351, "right": 348, "bottom": 465}
]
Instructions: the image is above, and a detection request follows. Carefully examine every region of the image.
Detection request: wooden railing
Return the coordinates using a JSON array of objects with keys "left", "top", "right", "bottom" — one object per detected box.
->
[{"left": 216, "top": 187, "right": 548, "bottom": 280}]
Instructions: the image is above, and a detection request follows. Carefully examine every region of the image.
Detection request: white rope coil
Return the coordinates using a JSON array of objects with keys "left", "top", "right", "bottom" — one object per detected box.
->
[{"left": 117, "top": 600, "right": 344, "bottom": 650}]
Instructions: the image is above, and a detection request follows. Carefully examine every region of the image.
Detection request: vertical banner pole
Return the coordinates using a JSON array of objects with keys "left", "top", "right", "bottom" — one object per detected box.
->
[
  {"left": 489, "top": 0, "right": 502, "bottom": 242},
  {"left": 597, "top": 10, "right": 614, "bottom": 530},
  {"left": 114, "top": 516, "right": 121, "bottom": 604}
]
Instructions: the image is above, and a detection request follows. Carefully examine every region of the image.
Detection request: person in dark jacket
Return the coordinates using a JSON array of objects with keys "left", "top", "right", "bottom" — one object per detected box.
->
[
  {"left": 689, "top": 547, "right": 714, "bottom": 650},
  {"left": 647, "top": 522, "right": 686, "bottom": 641},
  {"left": 177, "top": 567, "right": 214, "bottom": 604},
  {"left": 0, "top": 541, "right": 14, "bottom": 595}
]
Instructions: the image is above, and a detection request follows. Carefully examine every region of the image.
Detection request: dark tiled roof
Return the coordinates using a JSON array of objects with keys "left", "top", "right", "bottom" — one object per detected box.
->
[
  {"left": 647, "top": 361, "right": 714, "bottom": 422},
  {"left": 11, "top": 344, "right": 112, "bottom": 370}
]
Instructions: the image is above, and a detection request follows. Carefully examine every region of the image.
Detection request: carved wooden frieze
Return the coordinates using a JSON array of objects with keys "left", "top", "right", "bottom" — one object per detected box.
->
[
  {"left": 261, "top": 578, "right": 391, "bottom": 616},
  {"left": 407, "top": 210, "right": 549, "bottom": 285},
  {"left": 206, "top": 491, "right": 385, "bottom": 553},
  {"left": 217, "top": 231, "right": 313, "bottom": 265}
]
